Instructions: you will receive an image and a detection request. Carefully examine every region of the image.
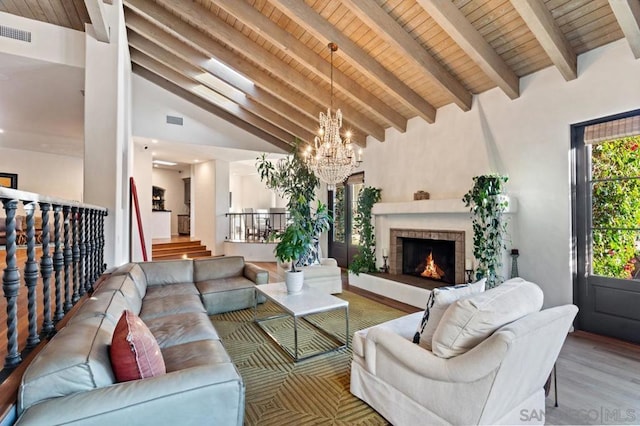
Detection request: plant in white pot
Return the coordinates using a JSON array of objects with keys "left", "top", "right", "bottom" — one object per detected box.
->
[
  {"left": 273, "top": 210, "right": 312, "bottom": 293},
  {"left": 256, "top": 143, "right": 332, "bottom": 293}
]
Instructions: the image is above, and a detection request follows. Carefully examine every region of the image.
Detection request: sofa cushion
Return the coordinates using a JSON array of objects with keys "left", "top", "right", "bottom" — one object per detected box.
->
[
  {"left": 194, "top": 256, "right": 244, "bottom": 281},
  {"left": 18, "top": 316, "right": 117, "bottom": 414},
  {"left": 111, "top": 263, "right": 147, "bottom": 298},
  {"left": 139, "top": 259, "right": 194, "bottom": 286},
  {"left": 145, "top": 282, "right": 199, "bottom": 299},
  {"left": 145, "top": 312, "right": 220, "bottom": 348},
  {"left": 68, "top": 287, "right": 131, "bottom": 325},
  {"left": 196, "top": 276, "right": 256, "bottom": 294},
  {"left": 110, "top": 310, "right": 166, "bottom": 382},
  {"left": 432, "top": 278, "right": 544, "bottom": 359},
  {"left": 139, "top": 293, "right": 206, "bottom": 321},
  {"left": 413, "top": 279, "right": 485, "bottom": 350},
  {"left": 93, "top": 274, "right": 143, "bottom": 313},
  {"left": 162, "top": 340, "right": 232, "bottom": 372}
]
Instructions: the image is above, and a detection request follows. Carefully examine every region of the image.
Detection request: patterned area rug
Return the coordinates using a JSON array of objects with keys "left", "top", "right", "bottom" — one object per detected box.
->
[{"left": 210, "top": 290, "right": 407, "bottom": 425}]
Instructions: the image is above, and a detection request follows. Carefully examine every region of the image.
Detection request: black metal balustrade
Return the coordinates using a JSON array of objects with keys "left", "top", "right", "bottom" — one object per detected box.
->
[
  {"left": 0, "top": 187, "right": 108, "bottom": 379},
  {"left": 225, "top": 211, "right": 289, "bottom": 242}
]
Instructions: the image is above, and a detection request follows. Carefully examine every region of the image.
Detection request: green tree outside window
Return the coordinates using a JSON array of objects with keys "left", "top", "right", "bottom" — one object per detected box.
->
[{"left": 591, "top": 136, "right": 640, "bottom": 279}]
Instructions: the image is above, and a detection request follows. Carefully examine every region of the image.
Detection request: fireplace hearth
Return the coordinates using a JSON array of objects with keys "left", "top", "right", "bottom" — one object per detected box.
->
[{"left": 390, "top": 228, "right": 465, "bottom": 286}]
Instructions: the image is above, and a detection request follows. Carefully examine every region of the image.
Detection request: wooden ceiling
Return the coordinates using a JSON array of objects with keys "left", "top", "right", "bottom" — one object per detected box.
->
[{"left": 3, "top": 0, "right": 639, "bottom": 151}]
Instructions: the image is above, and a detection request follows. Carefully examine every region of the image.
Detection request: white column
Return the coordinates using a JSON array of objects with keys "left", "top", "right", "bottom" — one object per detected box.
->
[
  {"left": 214, "top": 160, "right": 230, "bottom": 255},
  {"left": 83, "top": 1, "right": 132, "bottom": 268},
  {"left": 192, "top": 161, "right": 215, "bottom": 253}
]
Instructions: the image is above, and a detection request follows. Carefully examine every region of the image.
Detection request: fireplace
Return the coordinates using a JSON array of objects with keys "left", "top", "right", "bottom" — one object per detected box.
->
[{"left": 390, "top": 228, "right": 465, "bottom": 286}]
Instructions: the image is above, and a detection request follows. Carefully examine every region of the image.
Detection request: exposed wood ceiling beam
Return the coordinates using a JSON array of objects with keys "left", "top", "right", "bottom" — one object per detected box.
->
[
  {"left": 510, "top": 0, "right": 577, "bottom": 81},
  {"left": 340, "top": 0, "right": 472, "bottom": 112},
  {"left": 128, "top": 32, "right": 316, "bottom": 143},
  {"left": 133, "top": 64, "right": 291, "bottom": 153},
  {"left": 123, "top": 4, "right": 323, "bottom": 127},
  {"left": 130, "top": 51, "right": 295, "bottom": 151},
  {"left": 125, "top": 14, "right": 319, "bottom": 138},
  {"left": 608, "top": 0, "right": 640, "bottom": 59},
  {"left": 127, "top": 0, "right": 382, "bottom": 143},
  {"left": 269, "top": 0, "right": 437, "bottom": 124},
  {"left": 415, "top": 0, "right": 520, "bottom": 99},
  {"left": 83, "top": 0, "right": 110, "bottom": 42},
  {"left": 212, "top": 0, "right": 407, "bottom": 133}
]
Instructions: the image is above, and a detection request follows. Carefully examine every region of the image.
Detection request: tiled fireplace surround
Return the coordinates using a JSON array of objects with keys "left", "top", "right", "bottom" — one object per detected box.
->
[{"left": 389, "top": 228, "right": 465, "bottom": 285}]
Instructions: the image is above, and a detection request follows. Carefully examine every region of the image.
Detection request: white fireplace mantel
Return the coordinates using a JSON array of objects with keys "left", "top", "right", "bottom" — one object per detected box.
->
[{"left": 372, "top": 196, "right": 518, "bottom": 215}]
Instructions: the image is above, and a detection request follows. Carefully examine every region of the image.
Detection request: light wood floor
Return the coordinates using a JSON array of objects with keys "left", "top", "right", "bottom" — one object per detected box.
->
[{"left": 1, "top": 240, "right": 640, "bottom": 425}]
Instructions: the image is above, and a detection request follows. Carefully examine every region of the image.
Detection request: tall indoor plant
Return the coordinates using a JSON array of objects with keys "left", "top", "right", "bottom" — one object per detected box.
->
[
  {"left": 349, "top": 186, "right": 382, "bottom": 275},
  {"left": 462, "top": 174, "right": 509, "bottom": 288},
  {"left": 256, "top": 145, "right": 331, "bottom": 292}
]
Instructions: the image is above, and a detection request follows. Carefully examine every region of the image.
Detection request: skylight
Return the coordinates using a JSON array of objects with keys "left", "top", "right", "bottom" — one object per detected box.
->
[{"left": 208, "top": 58, "right": 254, "bottom": 88}]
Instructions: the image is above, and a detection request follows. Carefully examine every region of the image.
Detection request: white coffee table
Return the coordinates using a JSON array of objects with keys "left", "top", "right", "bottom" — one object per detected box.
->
[{"left": 254, "top": 282, "right": 349, "bottom": 362}]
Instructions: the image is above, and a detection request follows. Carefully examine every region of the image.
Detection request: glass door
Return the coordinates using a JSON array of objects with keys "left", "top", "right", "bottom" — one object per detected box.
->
[
  {"left": 328, "top": 173, "right": 364, "bottom": 268},
  {"left": 573, "top": 111, "right": 640, "bottom": 343}
]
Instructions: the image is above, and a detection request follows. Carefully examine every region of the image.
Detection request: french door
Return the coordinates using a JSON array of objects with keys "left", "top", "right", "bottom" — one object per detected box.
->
[
  {"left": 328, "top": 173, "right": 364, "bottom": 268},
  {"left": 573, "top": 110, "right": 640, "bottom": 343}
]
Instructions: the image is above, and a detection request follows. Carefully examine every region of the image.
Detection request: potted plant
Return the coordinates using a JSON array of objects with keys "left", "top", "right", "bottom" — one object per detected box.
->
[
  {"left": 256, "top": 143, "right": 332, "bottom": 293},
  {"left": 462, "top": 174, "right": 509, "bottom": 288}
]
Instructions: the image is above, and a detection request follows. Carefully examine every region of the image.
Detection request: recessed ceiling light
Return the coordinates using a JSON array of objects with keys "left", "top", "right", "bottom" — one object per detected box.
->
[
  {"left": 152, "top": 160, "right": 178, "bottom": 166},
  {"left": 0, "top": 129, "right": 4, "bottom": 134},
  {"left": 151, "top": 139, "right": 158, "bottom": 144},
  {"left": 194, "top": 159, "right": 200, "bottom": 163}
]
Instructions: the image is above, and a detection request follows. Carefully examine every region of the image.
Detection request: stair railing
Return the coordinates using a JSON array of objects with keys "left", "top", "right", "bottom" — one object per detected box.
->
[{"left": 0, "top": 187, "right": 108, "bottom": 380}]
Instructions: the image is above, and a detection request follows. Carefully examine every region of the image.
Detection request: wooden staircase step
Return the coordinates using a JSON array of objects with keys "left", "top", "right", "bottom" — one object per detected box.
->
[
  {"left": 151, "top": 238, "right": 214, "bottom": 260},
  {"left": 152, "top": 250, "right": 212, "bottom": 260},
  {"left": 151, "top": 240, "right": 203, "bottom": 249},
  {"left": 152, "top": 245, "right": 208, "bottom": 256}
]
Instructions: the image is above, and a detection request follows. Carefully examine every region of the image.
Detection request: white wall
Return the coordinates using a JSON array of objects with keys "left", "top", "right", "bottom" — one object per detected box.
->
[
  {"left": 152, "top": 167, "right": 189, "bottom": 235},
  {"left": 83, "top": 2, "right": 132, "bottom": 268},
  {"left": 0, "top": 148, "right": 83, "bottom": 201},
  {"left": 132, "top": 75, "right": 286, "bottom": 155},
  {"left": 0, "top": 11, "right": 84, "bottom": 68},
  {"left": 192, "top": 161, "right": 216, "bottom": 253},
  {"left": 362, "top": 40, "right": 640, "bottom": 308}
]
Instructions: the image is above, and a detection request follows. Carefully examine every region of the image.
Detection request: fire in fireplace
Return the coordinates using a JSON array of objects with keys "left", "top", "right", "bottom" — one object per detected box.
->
[{"left": 402, "top": 237, "right": 456, "bottom": 284}]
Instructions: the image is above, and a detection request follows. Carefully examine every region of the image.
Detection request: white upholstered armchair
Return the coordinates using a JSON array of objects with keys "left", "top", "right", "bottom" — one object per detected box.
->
[
  {"left": 277, "top": 258, "right": 342, "bottom": 294},
  {"left": 350, "top": 280, "right": 577, "bottom": 425}
]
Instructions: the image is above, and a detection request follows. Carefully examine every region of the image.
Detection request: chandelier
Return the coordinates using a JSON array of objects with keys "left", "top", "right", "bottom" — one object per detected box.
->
[{"left": 304, "top": 42, "right": 362, "bottom": 191}]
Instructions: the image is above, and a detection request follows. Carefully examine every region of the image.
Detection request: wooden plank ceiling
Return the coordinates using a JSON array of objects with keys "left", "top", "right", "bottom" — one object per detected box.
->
[{"left": 2, "top": 0, "right": 637, "bottom": 151}]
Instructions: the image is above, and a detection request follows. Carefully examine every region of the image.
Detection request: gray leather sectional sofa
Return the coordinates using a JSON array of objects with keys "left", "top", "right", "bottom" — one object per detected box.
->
[{"left": 15, "top": 256, "right": 268, "bottom": 425}]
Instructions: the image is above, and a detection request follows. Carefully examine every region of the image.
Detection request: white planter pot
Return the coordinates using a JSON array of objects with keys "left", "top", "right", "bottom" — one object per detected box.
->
[{"left": 285, "top": 270, "right": 304, "bottom": 294}]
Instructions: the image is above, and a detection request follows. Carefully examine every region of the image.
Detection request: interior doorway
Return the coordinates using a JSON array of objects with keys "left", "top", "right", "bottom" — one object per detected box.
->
[
  {"left": 328, "top": 173, "right": 364, "bottom": 268},
  {"left": 572, "top": 109, "right": 640, "bottom": 343}
]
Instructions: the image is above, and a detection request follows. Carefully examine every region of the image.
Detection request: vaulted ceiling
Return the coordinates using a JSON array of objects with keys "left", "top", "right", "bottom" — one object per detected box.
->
[{"left": 2, "top": 0, "right": 640, "bottom": 152}]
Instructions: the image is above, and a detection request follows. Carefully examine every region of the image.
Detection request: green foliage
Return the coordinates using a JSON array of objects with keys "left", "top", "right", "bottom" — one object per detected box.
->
[
  {"left": 256, "top": 143, "right": 332, "bottom": 270},
  {"left": 462, "top": 174, "right": 509, "bottom": 288},
  {"left": 349, "top": 186, "right": 382, "bottom": 275},
  {"left": 333, "top": 187, "right": 346, "bottom": 243},
  {"left": 591, "top": 136, "right": 640, "bottom": 279}
]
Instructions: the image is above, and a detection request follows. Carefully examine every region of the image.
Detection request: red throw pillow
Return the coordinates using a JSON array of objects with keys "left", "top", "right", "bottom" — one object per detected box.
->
[{"left": 110, "top": 310, "right": 166, "bottom": 382}]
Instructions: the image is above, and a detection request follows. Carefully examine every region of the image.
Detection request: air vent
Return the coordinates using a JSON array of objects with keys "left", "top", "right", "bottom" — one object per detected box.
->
[
  {"left": 0, "top": 25, "right": 31, "bottom": 42},
  {"left": 166, "top": 115, "right": 183, "bottom": 126}
]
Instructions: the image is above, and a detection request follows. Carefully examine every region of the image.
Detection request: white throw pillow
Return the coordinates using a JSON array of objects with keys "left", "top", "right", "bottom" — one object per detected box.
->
[
  {"left": 431, "top": 278, "right": 544, "bottom": 359},
  {"left": 413, "top": 278, "right": 486, "bottom": 350}
]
